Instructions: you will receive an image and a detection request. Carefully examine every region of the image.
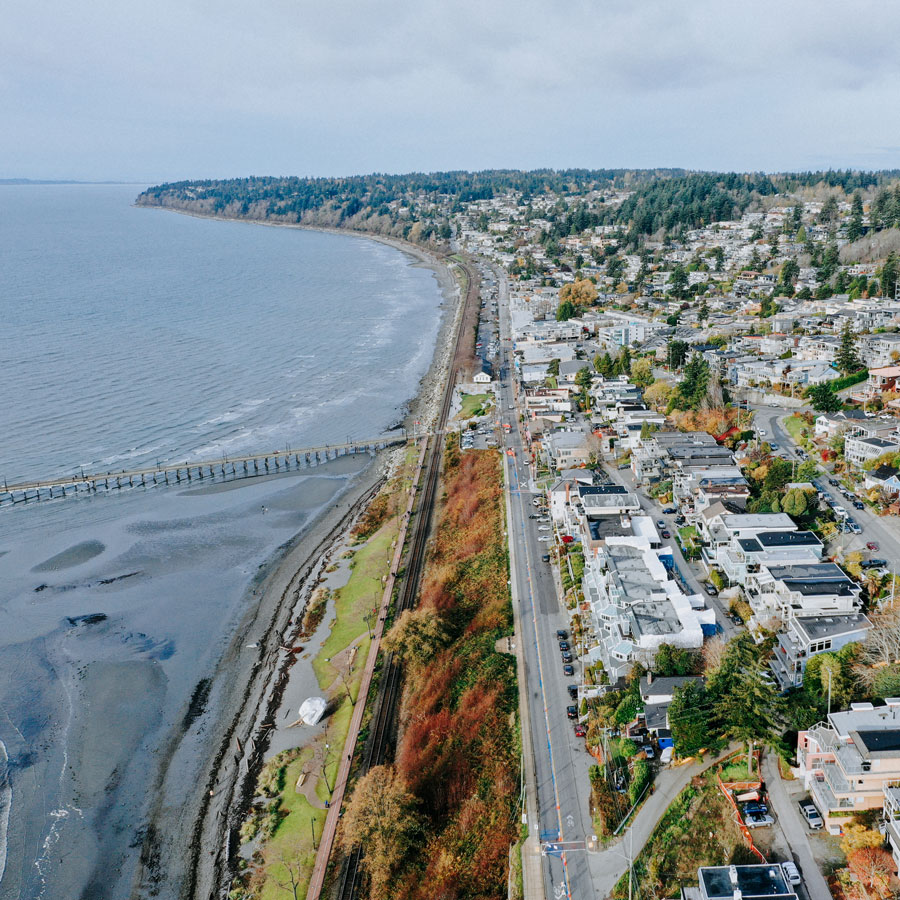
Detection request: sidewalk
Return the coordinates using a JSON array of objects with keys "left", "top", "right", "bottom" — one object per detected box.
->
[{"left": 305, "top": 438, "right": 428, "bottom": 900}]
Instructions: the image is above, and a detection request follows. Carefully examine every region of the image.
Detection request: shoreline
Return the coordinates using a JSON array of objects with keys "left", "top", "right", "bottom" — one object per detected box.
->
[{"left": 128, "top": 205, "right": 466, "bottom": 899}]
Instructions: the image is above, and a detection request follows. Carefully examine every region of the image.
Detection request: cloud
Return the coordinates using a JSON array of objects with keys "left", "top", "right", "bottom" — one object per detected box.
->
[{"left": 2, "top": 0, "right": 900, "bottom": 179}]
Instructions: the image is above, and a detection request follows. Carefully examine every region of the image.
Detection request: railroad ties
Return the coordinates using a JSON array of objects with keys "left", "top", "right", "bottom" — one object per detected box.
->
[{"left": 0, "top": 434, "right": 418, "bottom": 509}]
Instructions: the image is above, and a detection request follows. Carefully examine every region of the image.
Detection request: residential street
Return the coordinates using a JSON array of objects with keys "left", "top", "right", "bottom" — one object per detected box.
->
[{"left": 757, "top": 403, "right": 900, "bottom": 566}]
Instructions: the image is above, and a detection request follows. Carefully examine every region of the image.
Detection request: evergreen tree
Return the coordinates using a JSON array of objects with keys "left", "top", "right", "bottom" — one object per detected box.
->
[
  {"left": 848, "top": 192, "right": 864, "bottom": 241},
  {"left": 881, "top": 252, "right": 899, "bottom": 300},
  {"left": 619, "top": 344, "right": 632, "bottom": 375},
  {"left": 666, "top": 340, "right": 689, "bottom": 370},
  {"left": 557, "top": 299, "right": 576, "bottom": 322},
  {"left": 669, "top": 681, "right": 714, "bottom": 756},
  {"left": 707, "top": 634, "right": 783, "bottom": 772},
  {"left": 669, "top": 264, "right": 688, "bottom": 300},
  {"left": 808, "top": 383, "right": 842, "bottom": 412},
  {"left": 836, "top": 321, "right": 861, "bottom": 374}
]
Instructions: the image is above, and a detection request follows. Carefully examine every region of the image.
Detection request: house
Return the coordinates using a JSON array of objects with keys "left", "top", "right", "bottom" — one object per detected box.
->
[
  {"left": 582, "top": 537, "right": 714, "bottom": 682},
  {"left": 473, "top": 361, "right": 492, "bottom": 384},
  {"left": 814, "top": 409, "right": 870, "bottom": 440},
  {"left": 698, "top": 508, "right": 797, "bottom": 570},
  {"left": 717, "top": 530, "right": 823, "bottom": 586},
  {"left": 746, "top": 561, "right": 862, "bottom": 622},
  {"left": 860, "top": 365, "right": 900, "bottom": 400},
  {"left": 688, "top": 865, "right": 798, "bottom": 900},
  {"left": 845, "top": 434, "right": 900, "bottom": 469},
  {"left": 770, "top": 613, "right": 872, "bottom": 690},
  {"left": 864, "top": 464, "right": 900, "bottom": 494},
  {"left": 798, "top": 702, "right": 900, "bottom": 831},
  {"left": 545, "top": 430, "right": 591, "bottom": 469},
  {"left": 639, "top": 673, "right": 704, "bottom": 737},
  {"left": 883, "top": 783, "right": 900, "bottom": 876}
]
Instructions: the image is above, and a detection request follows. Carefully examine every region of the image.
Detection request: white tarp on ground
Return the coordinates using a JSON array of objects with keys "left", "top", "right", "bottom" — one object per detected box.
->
[{"left": 298, "top": 696, "right": 327, "bottom": 726}]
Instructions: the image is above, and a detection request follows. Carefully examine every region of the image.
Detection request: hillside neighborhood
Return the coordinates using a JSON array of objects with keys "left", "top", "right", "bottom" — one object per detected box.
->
[{"left": 456, "top": 181, "right": 900, "bottom": 900}]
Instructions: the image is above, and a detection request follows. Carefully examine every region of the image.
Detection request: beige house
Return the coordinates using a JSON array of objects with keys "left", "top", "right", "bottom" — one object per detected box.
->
[{"left": 798, "top": 702, "right": 900, "bottom": 833}]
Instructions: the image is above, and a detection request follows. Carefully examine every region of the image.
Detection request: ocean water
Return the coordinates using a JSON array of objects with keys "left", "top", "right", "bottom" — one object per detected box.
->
[
  {"left": 0, "top": 184, "right": 441, "bottom": 485},
  {"left": 0, "top": 185, "right": 444, "bottom": 899}
]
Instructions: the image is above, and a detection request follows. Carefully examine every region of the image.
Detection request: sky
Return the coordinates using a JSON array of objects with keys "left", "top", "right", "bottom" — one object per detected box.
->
[{"left": 4, "top": 0, "right": 900, "bottom": 182}]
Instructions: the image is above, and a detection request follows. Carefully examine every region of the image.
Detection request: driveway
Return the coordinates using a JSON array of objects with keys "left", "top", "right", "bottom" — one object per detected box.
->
[{"left": 762, "top": 753, "right": 833, "bottom": 900}]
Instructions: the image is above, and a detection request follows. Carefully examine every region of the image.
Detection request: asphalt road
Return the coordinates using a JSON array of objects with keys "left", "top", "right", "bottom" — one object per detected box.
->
[
  {"left": 494, "top": 270, "right": 602, "bottom": 900},
  {"left": 756, "top": 403, "right": 900, "bottom": 567}
]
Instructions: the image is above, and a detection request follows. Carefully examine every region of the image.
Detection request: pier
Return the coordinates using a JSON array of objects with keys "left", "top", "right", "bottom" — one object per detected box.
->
[{"left": 0, "top": 434, "right": 419, "bottom": 509}]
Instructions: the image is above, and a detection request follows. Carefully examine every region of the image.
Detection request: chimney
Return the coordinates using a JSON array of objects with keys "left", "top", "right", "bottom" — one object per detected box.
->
[{"left": 647, "top": 671, "right": 653, "bottom": 685}]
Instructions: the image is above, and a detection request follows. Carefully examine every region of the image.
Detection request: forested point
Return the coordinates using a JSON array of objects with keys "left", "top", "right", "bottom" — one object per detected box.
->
[{"left": 137, "top": 168, "right": 900, "bottom": 247}]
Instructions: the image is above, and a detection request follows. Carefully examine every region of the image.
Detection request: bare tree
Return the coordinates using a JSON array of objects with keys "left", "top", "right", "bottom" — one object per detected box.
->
[
  {"left": 861, "top": 609, "right": 900, "bottom": 668},
  {"left": 270, "top": 844, "right": 306, "bottom": 900}
]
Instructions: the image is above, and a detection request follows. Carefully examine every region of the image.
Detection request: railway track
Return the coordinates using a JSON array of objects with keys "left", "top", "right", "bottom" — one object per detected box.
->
[{"left": 334, "top": 252, "right": 480, "bottom": 900}]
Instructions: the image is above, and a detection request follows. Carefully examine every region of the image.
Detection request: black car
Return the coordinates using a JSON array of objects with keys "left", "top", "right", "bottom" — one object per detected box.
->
[
  {"left": 559, "top": 641, "right": 570, "bottom": 651},
  {"left": 863, "top": 558, "right": 888, "bottom": 569},
  {"left": 566, "top": 705, "right": 578, "bottom": 719},
  {"left": 556, "top": 629, "right": 568, "bottom": 640},
  {"left": 567, "top": 684, "right": 578, "bottom": 699},
  {"left": 743, "top": 802, "right": 769, "bottom": 816},
  {"left": 662, "top": 507, "right": 677, "bottom": 514},
  {"left": 561, "top": 652, "right": 573, "bottom": 663},
  {"left": 829, "top": 478, "right": 840, "bottom": 486},
  {"left": 854, "top": 500, "right": 865, "bottom": 509},
  {"left": 730, "top": 614, "right": 743, "bottom": 626},
  {"left": 563, "top": 664, "right": 575, "bottom": 676}
]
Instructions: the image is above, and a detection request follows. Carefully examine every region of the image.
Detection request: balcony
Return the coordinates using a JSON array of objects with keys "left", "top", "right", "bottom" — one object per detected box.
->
[{"left": 810, "top": 776, "right": 855, "bottom": 813}]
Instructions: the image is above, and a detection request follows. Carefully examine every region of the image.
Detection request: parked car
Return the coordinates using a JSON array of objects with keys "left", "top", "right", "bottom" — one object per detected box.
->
[
  {"left": 561, "top": 652, "right": 573, "bottom": 663},
  {"left": 704, "top": 583, "right": 718, "bottom": 596},
  {"left": 829, "top": 478, "right": 840, "bottom": 486},
  {"left": 559, "top": 641, "right": 570, "bottom": 651},
  {"left": 743, "top": 802, "right": 768, "bottom": 816},
  {"left": 566, "top": 705, "right": 578, "bottom": 719},
  {"left": 656, "top": 520, "right": 666, "bottom": 528},
  {"left": 730, "top": 614, "right": 744, "bottom": 626},
  {"left": 782, "top": 862, "right": 802, "bottom": 886},
  {"left": 560, "top": 535, "right": 574, "bottom": 544},
  {"left": 556, "top": 630, "right": 569, "bottom": 640},
  {"left": 528, "top": 514, "right": 540, "bottom": 519},
  {"left": 674, "top": 515, "right": 686, "bottom": 526},
  {"left": 798, "top": 801, "right": 823, "bottom": 829},
  {"left": 644, "top": 746, "right": 655, "bottom": 759},
  {"left": 854, "top": 500, "right": 865, "bottom": 510},
  {"left": 538, "top": 525, "right": 551, "bottom": 531},
  {"left": 567, "top": 684, "right": 578, "bottom": 699},
  {"left": 563, "top": 664, "right": 575, "bottom": 676},
  {"left": 538, "top": 536, "right": 552, "bottom": 542},
  {"left": 661, "top": 530, "right": 671, "bottom": 539},
  {"left": 867, "top": 541, "right": 880, "bottom": 551},
  {"left": 574, "top": 723, "right": 586, "bottom": 737},
  {"left": 745, "top": 813, "right": 774, "bottom": 828},
  {"left": 863, "top": 558, "right": 888, "bottom": 569},
  {"left": 662, "top": 507, "right": 677, "bottom": 514}
]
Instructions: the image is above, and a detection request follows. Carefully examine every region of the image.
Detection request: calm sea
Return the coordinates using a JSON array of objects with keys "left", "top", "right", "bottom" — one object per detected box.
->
[
  {"left": 0, "top": 184, "right": 444, "bottom": 900},
  {"left": 0, "top": 184, "right": 442, "bottom": 484}
]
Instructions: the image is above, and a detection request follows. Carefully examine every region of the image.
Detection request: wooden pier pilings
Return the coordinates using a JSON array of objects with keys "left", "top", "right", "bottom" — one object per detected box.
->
[{"left": 0, "top": 433, "right": 418, "bottom": 510}]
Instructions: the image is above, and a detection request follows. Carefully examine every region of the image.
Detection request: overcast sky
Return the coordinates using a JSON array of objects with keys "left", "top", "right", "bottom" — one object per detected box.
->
[{"left": 4, "top": 0, "right": 900, "bottom": 181}]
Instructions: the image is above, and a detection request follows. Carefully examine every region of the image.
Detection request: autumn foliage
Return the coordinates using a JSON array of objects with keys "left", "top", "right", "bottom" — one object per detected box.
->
[{"left": 385, "top": 441, "right": 519, "bottom": 900}]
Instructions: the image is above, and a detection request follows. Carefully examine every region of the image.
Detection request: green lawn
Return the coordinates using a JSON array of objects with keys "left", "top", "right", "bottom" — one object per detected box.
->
[
  {"left": 678, "top": 525, "right": 698, "bottom": 547},
  {"left": 312, "top": 526, "right": 391, "bottom": 690},
  {"left": 783, "top": 415, "right": 808, "bottom": 447},
  {"left": 457, "top": 392, "right": 490, "bottom": 420},
  {"left": 258, "top": 750, "right": 324, "bottom": 900}
]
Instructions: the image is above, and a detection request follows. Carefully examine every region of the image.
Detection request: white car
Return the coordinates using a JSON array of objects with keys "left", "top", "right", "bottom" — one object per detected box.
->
[
  {"left": 798, "top": 801, "right": 823, "bottom": 829},
  {"left": 745, "top": 813, "right": 774, "bottom": 828},
  {"left": 537, "top": 535, "right": 552, "bottom": 542},
  {"left": 781, "top": 862, "right": 801, "bottom": 886},
  {"left": 538, "top": 525, "right": 551, "bottom": 531}
]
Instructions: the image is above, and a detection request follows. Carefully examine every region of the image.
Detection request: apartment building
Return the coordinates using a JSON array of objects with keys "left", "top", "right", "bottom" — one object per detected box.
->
[{"left": 798, "top": 702, "right": 900, "bottom": 832}]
